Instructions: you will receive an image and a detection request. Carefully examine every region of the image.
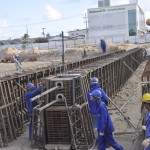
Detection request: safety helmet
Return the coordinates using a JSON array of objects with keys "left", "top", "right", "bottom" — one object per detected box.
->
[
  {"left": 26, "top": 82, "right": 35, "bottom": 90},
  {"left": 90, "top": 77, "right": 99, "bottom": 84},
  {"left": 91, "top": 90, "right": 102, "bottom": 99},
  {"left": 142, "top": 93, "right": 150, "bottom": 103}
]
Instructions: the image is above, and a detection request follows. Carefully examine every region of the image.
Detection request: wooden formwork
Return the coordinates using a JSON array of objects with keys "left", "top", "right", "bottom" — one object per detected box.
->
[
  {"left": 141, "top": 60, "right": 150, "bottom": 94},
  {"left": 0, "top": 48, "right": 144, "bottom": 147},
  {"left": 48, "top": 75, "right": 84, "bottom": 106},
  {"left": 45, "top": 106, "right": 71, "bottom": 144}
]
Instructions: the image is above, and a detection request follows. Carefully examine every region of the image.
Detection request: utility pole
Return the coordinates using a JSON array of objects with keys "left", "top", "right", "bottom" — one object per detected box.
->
[
  {"left": 83, "top": 13, "right": 88, "bottom": 42},
  {"left": 41, "top": 28, "right": 46, "bottom": 38},
  {"left": 26, "top": 24, "right": 28, "bottom": 35},
  {"left": 26, "top": 25, "right": 29, "bottom": 44},
  {"left": 61, "top": 31, "right": 65, "bottom": 71}
]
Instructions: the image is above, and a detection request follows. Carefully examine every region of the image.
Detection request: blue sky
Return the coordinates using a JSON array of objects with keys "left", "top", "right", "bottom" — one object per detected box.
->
[{"left": 0, "top": 0, "right": 149, "bottom": 40}]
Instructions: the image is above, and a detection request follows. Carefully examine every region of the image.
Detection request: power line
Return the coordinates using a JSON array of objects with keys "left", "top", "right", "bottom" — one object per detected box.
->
[{"left": 0, "top": 14, "right": 83, "bottom": 29}]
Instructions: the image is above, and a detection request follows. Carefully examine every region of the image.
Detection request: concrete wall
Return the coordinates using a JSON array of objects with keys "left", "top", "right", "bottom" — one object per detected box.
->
[{"left": 0, "top": 33, "right": 150, "bottom": 51}]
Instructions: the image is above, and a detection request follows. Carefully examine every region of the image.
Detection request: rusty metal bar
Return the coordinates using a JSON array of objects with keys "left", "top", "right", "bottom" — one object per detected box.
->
[{"left": 0, "top": 48, "right": 144, "bottom": 147}]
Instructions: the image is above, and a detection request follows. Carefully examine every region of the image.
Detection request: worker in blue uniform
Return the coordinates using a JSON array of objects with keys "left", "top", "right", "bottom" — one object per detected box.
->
[
  {"left": 25, "top": 82, "right": 42, "bottom": 140},
  {"left": 100, "top": 39, "right": 106, "bottom": 54},
  {"left": 87, "top": 77, "right": 110, "bottom": 128},
  {"left": 141, "top": 93, "right": 150, "bottom": 150},
  {"left": 91, "top": 90, "right": 124, "bottom": 150},
  {"left": 13, "top": 54, "right": 22, "bottom": 70}
]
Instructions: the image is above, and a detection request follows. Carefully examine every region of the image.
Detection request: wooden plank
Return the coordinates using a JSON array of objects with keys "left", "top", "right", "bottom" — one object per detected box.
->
[
  {"left": 6, "top": 80, "right": 20, "bottom": 136},
  {"left": 1, "top": 82, "right": 14, "bottom": 141},
  {"left": 0, "top": 110, "right": 8, "bottom": 146},
  {"left": 0, "top": 131, "right": 3, "bottom": 147}
]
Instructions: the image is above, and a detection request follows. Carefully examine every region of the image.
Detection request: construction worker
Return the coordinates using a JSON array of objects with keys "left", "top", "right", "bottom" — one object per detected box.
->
[
  {"left": 88, "top": 77, "right": 110, "bottom": 128},
  {"left": 141, "top": 93, "right": 150, "bottom": 150},
  {"left": 13, "top": 54, "right": 22, "bottom": 70},
  {"left": 90, "top": 90, "right": 125, "bottom": 150},
  {"left": 25, "top": 82, "right": 42, "bottom": 140},
  {"left": 100, "top": 39, "right": 106, "bottom": 54}
]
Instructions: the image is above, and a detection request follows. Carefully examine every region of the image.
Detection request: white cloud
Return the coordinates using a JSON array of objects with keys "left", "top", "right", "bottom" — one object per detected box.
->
[
  {"left": 145, "top": 11, "right": 150, "bottom": 20},
  {"left": 0, "top": 19, "right": 8, "bottom": 36},
  {"left": 0, "top": 19, "right": 8, "bottom": 28},
  {"left": 44, "top": 4, "right": 63, "bottom": 20}
]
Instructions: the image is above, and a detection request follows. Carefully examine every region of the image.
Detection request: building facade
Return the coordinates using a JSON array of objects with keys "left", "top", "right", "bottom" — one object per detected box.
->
[
  {"left": 129, "top": 0, "right": 138, "bottom": 4},
  {"left": 88, "top": 3, "right": 146, "bottom": 42},
  {"left": 98, "top": 0, "right": 110, "bottom": 7},
  {"left": 68, "top": 29, "right": 87, "bottom": 37}
]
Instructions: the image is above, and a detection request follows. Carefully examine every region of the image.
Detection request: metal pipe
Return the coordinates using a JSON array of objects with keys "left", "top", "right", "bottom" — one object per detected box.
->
[
  {"left": 31, "top": 86, "right": 58, "bottom": 101},
  {"left": 37, "top": 99, "right": 60, "bottom": 111},
  {"left": 122, "top": 61, "right": 141, "bottom": 79},
  {"left": 109, "top": 98, "right": 141, "bottom": 135},
  {"left": 131, "top": 56, "right": 145, "bottom": 69},
  {"left": 13, "top": 80, "right": 26, "bottom": 91}
]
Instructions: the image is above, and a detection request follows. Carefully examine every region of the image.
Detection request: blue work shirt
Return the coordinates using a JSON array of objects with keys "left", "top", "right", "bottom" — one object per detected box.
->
[
  {"left": 25, "top": 86, "right": 42, "bottom": 117},
  {"left": 87, "top": 83, "right": 109, "bottom": 114},
  {"left": 146, "top": 112, "right": 150, "bottom": 138},
  {"left": 100, "top": 40, "right": 106, "bottom": 53},
  {"left": 96, "top": 100, "right": 115, "bottom": 134}
]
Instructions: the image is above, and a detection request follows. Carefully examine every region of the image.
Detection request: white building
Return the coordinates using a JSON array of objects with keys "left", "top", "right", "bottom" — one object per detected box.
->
[
  {"left": 68, "top": 29, "right": 87, "bottom": 37},
  {"left": 129, "top": 0, "right": 138, "bottom": 4},
  {"left": 88, "top": 3, "right": 146, "bottom": 42},
  {"left": 98, "top": 0, "right": 110, "bottom": 7}
]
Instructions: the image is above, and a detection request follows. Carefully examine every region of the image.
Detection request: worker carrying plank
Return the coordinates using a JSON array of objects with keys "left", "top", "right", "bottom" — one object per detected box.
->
[
  {"left": 13, "top": 54, "right": 22, "bottom": 70},
  {"left": 25, "top": 82, "right": 42, "bottom": 140},
  {"left": 90, "top": 90, "right": 125, "bottom": 150},
  {"left": 141, "top": 93, "right": 150, "bottom": 150}
]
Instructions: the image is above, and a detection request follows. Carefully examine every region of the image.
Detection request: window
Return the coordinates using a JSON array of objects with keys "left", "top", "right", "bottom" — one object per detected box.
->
[{"left": 128, "top": 9, "right": 137, "bottom": 36}]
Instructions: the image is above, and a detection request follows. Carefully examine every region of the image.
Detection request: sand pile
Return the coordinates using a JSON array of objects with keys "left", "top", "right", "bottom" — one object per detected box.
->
[
  {"left": 3, "top": 48, "right": 21, "bottom": 55},
  {"left": 65, "top": 45, "right": 97, "bottom": 54},
  {"left": 105, "top": 40, "right": 119, "bottom": 52},
  {"left": 65, "top": 47, "right": 83, "bottom": 54},
  {"left": 0, "top": 48, "right": 21, "bottom": 62},
  {"left": 117, "top": 44, "right": 138, "bottom": 51}
]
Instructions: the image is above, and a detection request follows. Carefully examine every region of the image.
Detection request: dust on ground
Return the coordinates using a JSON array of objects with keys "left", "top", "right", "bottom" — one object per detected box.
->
[{"left": 0, "top": 42, "right": 149, "bottom": 150}]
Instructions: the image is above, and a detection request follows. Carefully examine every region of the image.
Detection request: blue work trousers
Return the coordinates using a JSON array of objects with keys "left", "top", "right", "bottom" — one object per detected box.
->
[
  {"left": 145, "top": 145, "right": 150, "bottom": 150},
  {"left": 92, "top": 114, "right": 97, "bottom": 129},
  {"left": 98, "top": 132, "right": 124, "bottom": 150}
]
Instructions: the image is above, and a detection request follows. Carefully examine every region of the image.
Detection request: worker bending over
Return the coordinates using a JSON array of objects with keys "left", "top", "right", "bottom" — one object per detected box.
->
[
  {"left": 141, "top": 93, "right": 150, "bottom": 150},
  {"left": 25, "top": 82, "right": 42, "bottom": 140},
  {"left": 90, "top": 90, "right": 124, "bottom": 150}
]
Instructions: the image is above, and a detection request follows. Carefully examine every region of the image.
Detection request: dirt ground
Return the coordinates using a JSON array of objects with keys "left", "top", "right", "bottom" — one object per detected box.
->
[{"left": 0, "top": 43, "right": 150, "bottom": 150}]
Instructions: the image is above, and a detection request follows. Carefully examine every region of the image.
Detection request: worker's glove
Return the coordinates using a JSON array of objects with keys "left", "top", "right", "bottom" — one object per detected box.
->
[
  {"left": 141, "top": 125, "right": 146, "bottom": 131},
  {"left": 99, "top": 132, "right": 104, "bottom": 136},
  {"left": 142, "top": 138, "right": 150, "bottom": 148}
]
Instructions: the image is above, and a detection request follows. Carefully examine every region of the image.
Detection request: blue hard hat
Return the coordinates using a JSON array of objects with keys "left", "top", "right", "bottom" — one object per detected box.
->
[
  {"left": 91, "top": 90, "right": 102, "bottom": 99},
  {"left": 26, "top": 83, "right": 35, "bottom": 89},
  {"left": 90, "top": 77, "right": 99, "bottom": 84}
]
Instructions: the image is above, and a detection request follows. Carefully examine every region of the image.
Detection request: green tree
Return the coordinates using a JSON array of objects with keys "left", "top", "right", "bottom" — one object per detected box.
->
[
  {"left": 34, "top": 37, "right": 48, "bottom": 43},
  {"left": 21, "top": 33, "right": 29, "bottom": 43},
  {"left": 46, "top": 33, "right": 50, "bottom": 39}
]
